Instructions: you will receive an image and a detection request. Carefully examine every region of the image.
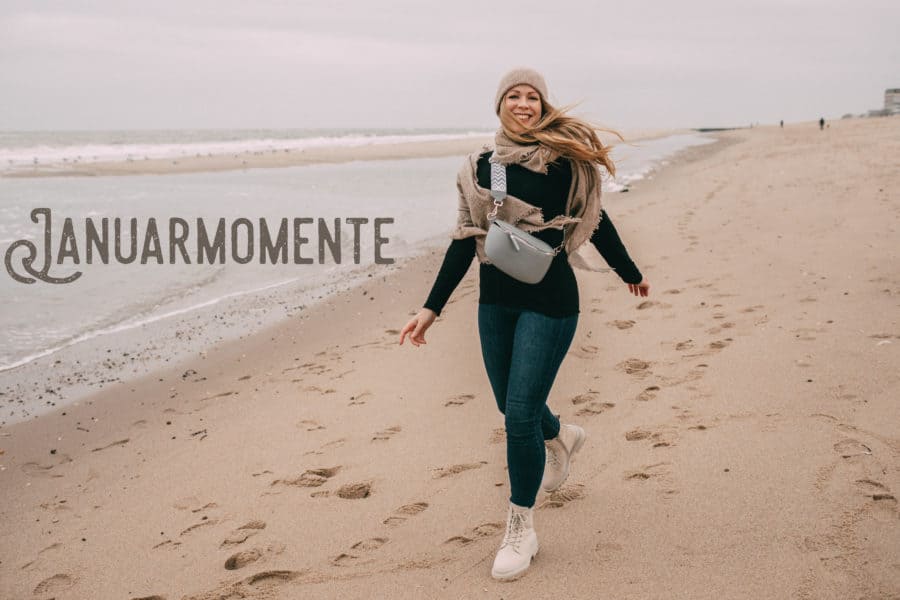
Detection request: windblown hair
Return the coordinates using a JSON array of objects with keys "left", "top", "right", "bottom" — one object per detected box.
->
[{"left": 499, "top": 99, "right": 622, "bottom": 177}]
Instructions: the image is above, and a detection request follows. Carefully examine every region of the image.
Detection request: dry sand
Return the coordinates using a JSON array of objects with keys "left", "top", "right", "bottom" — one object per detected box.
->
[{"left": 0, "top": 117, "right": 898, "bottom": 599}]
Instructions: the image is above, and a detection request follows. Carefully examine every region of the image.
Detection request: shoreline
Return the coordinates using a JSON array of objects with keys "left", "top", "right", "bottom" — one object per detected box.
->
[
  {"left": 1, "top": 117, "right": 897, "bottom": 598},
  {"left": 2, "top": 128, "right": 679, "bottom": 179}
]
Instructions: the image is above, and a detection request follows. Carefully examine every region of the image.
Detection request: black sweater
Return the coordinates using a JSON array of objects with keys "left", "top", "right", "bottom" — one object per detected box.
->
[{"left": 423, "top": 152, "right": 643, "bottom": 318}]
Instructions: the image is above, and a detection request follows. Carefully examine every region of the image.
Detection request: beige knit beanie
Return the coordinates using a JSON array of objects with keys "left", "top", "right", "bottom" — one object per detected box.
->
[{"left": 494, "top": 67, "right": 549, "bottom": 115}]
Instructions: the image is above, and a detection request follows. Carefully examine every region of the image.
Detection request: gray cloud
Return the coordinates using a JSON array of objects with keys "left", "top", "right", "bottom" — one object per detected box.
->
[{"left": 1, "top": 0, "right": 897, "bottom": 130}]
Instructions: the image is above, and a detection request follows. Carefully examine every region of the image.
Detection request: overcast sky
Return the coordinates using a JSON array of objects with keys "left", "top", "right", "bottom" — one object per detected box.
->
[{"left": 1, "top": 0, "right": 897, "bottom": 131}]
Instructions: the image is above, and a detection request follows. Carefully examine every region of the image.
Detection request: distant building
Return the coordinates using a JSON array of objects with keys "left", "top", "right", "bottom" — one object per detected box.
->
[{"left": 886, "top": 88, "right": 900, "bottom": 114}]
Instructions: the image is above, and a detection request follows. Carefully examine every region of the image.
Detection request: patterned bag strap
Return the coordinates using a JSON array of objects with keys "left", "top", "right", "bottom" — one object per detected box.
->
[
  {"left": 488, "top": 155, "right": 506, "bottom": 220},
  {"left": 488, "top": 152, "right": 566, "bottom": 254}
]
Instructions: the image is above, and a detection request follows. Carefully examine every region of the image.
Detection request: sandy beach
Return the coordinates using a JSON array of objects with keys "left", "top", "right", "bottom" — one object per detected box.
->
[{"left": 1, "top": 116, "right": 898, "bottom": 599}]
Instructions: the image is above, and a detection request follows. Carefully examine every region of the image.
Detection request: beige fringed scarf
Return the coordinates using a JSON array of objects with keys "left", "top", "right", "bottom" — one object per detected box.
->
[{"left": 451, "top": 129, "right": 609, "bottom": 271}]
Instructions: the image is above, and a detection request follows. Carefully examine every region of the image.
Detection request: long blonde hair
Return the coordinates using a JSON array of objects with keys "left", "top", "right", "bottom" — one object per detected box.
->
[{"left": 499, "top": 99, "right": 622, "bottom": 177}]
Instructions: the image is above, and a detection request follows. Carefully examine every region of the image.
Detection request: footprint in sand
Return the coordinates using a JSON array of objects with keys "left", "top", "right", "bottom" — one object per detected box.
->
[
  {"left": 33, "top": 573, "right": 76, "bottom": 595},
  {"left": 833, "top": 438, "right": 872, "bottom": 458},
  {"left": 351, "top": 537, "right": 388, "bottom": 551},
  {"left": 576, "top": 402, "right": 615, "bottom": 417},
  {"left": 625, "top": 429, "right": 651, "bottom": 441},
  {"left": 650, "top": 430, "right": 678, "bottom": 448},
  {"left": 608, "top": 320, "right": 636, "bottom": 329},
  {"left": 348, "top": 391, "right": 372, "bottom": 406},
  {"left": 186, "top": 570, "right": 305, "bottom": 600},
  {"left": 21, "top": 453, "right": 72, "bottom": 477},
  {"left": 443, "top": 522, "right": 505, "bottom": 546},
  {"left": 331, "top": 552, "right": 369, "bottom": 567},
  {"left": 663, "top": 289, "right": 682, "bottom": 295},
  {"left": 272, "top": 466, "right": 341, "bottom": 488},
  {"left": 675, "top": 340, "right": 694, "bottom": 351},
  {"left": 297, "top": 419, "right": 325, "bottom": 432},
  {"left": 571, "top": 391, "right": 601, "bottom": 405},
  {"left": 637, "top": 300, "right": 672, "bottom": 310},
  {"left": 489, "top": 428, "right": 506, "bottom": 444},
  {"left": 617, "top": 358, "right": 651, "bottom": 376},
  {"left": 180, "top": 518, "right": 219, "bottom": 537},
  {"left": 332, "top": 537, "right": 388, "bottom": 567},
  {"left": 539, "top": 483, "right": 586, "bottom": 509},
  {"left": 445, "top": 393, "right": 475, "bottom": 407},
  {"left": 707, "top": 322, "right": 735, "bottom": 334},
  {"left": 432, "top": 462, "right": 486, "bottom": 479},
  {"left": 336, "top": 482, "right": 372, "bottom": 499},
  {"left": 299, "top": 385, "right": 336, "bottom": 394},
  {"left": 304, "top": 438, "right": 346, "bottom": 457},
  {"left": 739, "top": 305, "right": 765, "bottom": 315},
  {"left": 636, "top": 386, "right": 660, "bottom": 402},
  {"left": 382, "top": 501, "right": 429, "bottom": 527},
  {"left": 870, "top": 333, "right": 900, "bottom": 340},
  {"left": 172, "top": 496, "right": 219, "bottom": 513},
  {"left": 290, "top": 362, "right": 331, "bottom": 376},
  {"left": 625, "top": 462, "right": 669, "bottom": 482},
  {"left": 220, "top": 520, "right": 266, "bottom": 547},
  {"left": 855, "top": 479, "right": 893, "bottom": 502},
  {"left": 21, "top": 461, "right": 59, "bottom": 478},
  {"left": 20, "top": 542, "right": 63, "bottom": 570},
  {"left": 224, "top": 542, "right": 286, "bottom": 570},
  {"left": 372, "top": 425, "right": 401, "bottom": 442},
  {"left": 570, "top": 344, "right": 600, "bottom": 359},
  {"left": 708, "top": 339, "right": 732, "bottom": 351}
]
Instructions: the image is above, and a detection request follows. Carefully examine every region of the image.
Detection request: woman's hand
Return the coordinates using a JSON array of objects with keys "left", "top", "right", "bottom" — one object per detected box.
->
[
  {"left": 399, "top": 308, "right": 437, "bottom": 347},
  {"left": 627, "top": 279, "right": 651, "bottom": 297}
]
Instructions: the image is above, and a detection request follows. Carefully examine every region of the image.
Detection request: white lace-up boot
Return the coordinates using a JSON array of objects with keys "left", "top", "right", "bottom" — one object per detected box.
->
[
  {"left": 491, "top": 502, "right": 539, "bottom": 581},
  {"left": 540, "top": 423, "right": 586, "bottom": 492}
]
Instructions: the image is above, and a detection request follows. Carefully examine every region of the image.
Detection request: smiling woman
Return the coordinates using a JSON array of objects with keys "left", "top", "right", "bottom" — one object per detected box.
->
[{"left": 399, "top": 66, "right": 650, "bottom": 582}]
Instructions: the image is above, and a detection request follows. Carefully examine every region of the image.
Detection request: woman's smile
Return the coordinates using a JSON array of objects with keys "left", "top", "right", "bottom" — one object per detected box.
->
[{"left": 504, "top": 84, "right": 542, "bottom": 130}]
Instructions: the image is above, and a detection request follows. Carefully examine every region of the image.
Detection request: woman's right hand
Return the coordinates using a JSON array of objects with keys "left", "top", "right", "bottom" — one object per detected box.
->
[{"left": 398, "top": 308, "right": 437, "bottom": 347}]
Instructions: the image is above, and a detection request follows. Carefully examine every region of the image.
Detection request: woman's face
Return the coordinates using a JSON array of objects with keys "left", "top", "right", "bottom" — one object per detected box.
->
[{"left": 503, "top": 84, "right": 542, "bottom": 132}]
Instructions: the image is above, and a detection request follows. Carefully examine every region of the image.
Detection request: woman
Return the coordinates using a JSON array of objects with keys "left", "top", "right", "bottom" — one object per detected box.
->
[{"left": 399, "top": 67, "right": 650, "bottom": 581}]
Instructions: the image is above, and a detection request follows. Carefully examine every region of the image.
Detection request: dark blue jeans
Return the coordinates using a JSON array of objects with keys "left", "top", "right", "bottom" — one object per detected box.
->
[{"left": 477, "top": 303, "right": 578, "bottom": 508}]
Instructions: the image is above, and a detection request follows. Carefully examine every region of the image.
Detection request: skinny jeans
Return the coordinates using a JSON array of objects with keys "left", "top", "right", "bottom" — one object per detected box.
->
[{"left": 477, "top": 302, "right": 578, "bottom": 508}]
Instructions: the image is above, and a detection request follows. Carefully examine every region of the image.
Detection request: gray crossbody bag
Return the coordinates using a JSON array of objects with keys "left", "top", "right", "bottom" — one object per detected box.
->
[{"left": 484, "top": 156, "right": 565, "bottom": 284}]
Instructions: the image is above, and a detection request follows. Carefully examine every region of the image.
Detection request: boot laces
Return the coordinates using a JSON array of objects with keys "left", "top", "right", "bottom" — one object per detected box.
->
[
  {"left": 501, "top": 511, "right": 527, "bottom": 550},
  {"left": 546, "top": 443, "right": 562, "bottom": 468}
]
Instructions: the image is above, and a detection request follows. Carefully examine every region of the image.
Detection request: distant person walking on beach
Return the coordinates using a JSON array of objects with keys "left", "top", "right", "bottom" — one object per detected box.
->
[
  {"left": 780, "top": 120, "right": 784, "bottom": 128},
  {"left": 820, "top": 117, "right": 825, "bottom": 130},
  {"left": 399, "top": 67, "right": 649, "bottom": 581}
]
